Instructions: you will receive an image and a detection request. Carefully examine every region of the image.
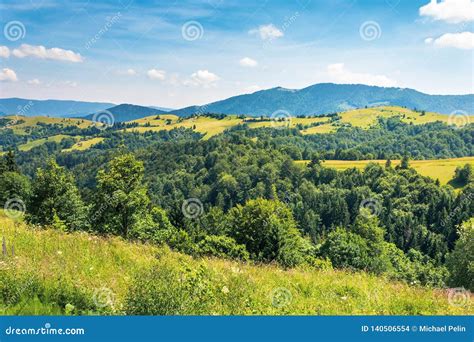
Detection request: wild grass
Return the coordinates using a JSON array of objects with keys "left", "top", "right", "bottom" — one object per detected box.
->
[
  {"left": 0, "top": 212, "right": 471, "bottom": 315},
  {"left": 62, "top": 137, "right": 105, "bottom": 152},
  {"left": 18, "top": 135, "right": 77, "bottom": 152}
]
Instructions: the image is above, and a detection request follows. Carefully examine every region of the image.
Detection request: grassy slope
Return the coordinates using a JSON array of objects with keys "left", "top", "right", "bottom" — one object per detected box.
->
[
  {"left": 295, "top": 157, "right": 474, "bottom": 185},
  {"left": 5, "top": 116, "right": 92, "bottom": 135},
  {"left": 18, "top": 134, "right": 76, "bottom": 151},
  {"left": 126, "top": 106, "right": 453, "bottom": 138},
  {"left": 0, "top": 213, "right": 471, "bottom": 315},
  {"left": 62, "top": 137, "right": 105, "bottom": 152},
  {"left": 4, "top": 106, "right": 467, "bottom": 153}
]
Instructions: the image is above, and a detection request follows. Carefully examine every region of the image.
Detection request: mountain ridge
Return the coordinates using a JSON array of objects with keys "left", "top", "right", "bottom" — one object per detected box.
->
[
  {"left": 0, "top": 98, "right": 116, "bottom": 118},
  {"left": 83, "top": 103, "right": 168, "bottom": 122},
  {"left": 171, "top": 83, "right": 474, "bottom": 117}
]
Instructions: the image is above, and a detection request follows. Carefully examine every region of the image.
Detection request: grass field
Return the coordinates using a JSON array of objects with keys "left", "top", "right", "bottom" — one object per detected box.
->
[
  {"left": 62, "top": 137, "right": 105, "bottom": 152},
  {"left": 125, "top": 106, "right": 454, "bottom": 138},
  {"left": 338, "top": 106, "right": 449, "bottom": 128},
  {"left": 4, "top": 116, "right": 92, "bottom": 135},
  {"left": 295, "top": 157, "right": 474, "bottom": 185},
  {"left": 4, "top": 106, "right": 456, "bottom": 140},
  {"left": 18, "top": 134, "right": 75, "bottom": 151},
  {"left": 0, "top": 212, "right": 471, "bottom": 315}
]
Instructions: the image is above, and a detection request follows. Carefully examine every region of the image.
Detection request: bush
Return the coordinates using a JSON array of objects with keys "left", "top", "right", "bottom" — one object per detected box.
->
[
  {"left": 446, "top": 220, "right": 474, "bottom": 291},
  {"left": 320, "top": 227, "right": 371, "bottom": 270},
  {"left": 227, "top": 199, "right": 307, "bottom": 267},
  {"left": 197, "top": 235, "right": 249, "bottom": 261}
]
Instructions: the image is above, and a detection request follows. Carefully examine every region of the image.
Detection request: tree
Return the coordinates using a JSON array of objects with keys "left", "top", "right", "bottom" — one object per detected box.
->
[
  {"left": 27, "top": 159, "right": 86, "bottom": 230},
  {"left": 452, "top": 164, "right": 473, "bottom": 186},
  {"left": 92, "top": 154, "right": 150, "bottom": 237},
  {"left": 0, "top": 171, "right": 31, "bottom": 206},
  {"left": 227, "top": 198, "right": 307, "bottom": 267},
  {"left": 320, "top": 227, "right": 370, "bottom": 270},
  {"left": 400, "top": 155, "right": 410, "bottom": 169},
  {"left": 4, "top": 150, "right": 18, "bottom": 173},
  {"left": 446, "top": 220, "right": 474, "bottom": 291}
]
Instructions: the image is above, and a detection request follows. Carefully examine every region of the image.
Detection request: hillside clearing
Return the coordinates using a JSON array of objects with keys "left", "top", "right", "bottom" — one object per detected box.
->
[
  {"left": 295, "top": 157, "right": 474, "bottom": 185},
  {"left": 124, "top": 106, "right": 453, "bottom": 138},
  {"left": 18, "top": 134, "right": 75, "bottom": 151},
  {"left": 62, "top": 137, "right": 105, "bottom": 152}
]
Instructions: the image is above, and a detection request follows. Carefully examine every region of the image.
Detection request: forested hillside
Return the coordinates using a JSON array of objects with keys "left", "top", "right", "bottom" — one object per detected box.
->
[{"left": 0, "top": 106, "right": 472, "bottom": 315}]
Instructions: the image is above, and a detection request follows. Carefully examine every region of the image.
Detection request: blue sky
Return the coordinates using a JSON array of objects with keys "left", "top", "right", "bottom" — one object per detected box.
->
[{"left": 0, "top": 0, "right": 473, "bottom": 108}]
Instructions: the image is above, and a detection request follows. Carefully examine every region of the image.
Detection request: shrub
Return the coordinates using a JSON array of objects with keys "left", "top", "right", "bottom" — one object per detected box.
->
[
  {"left": 227, "top": 199, "right": 307, "bottom": 267},
  {"left": 446, "top": 219, "right": 474, "bottom": 291},
  {"left": 320, "top": 227, "right": 370, "bottom": 270},
  {"left": 197, "top": 235, "right": 249, "bottom": 261}
]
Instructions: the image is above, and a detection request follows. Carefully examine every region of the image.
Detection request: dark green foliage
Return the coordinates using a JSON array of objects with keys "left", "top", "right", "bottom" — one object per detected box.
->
[
  {"left": 446, "top": 220, "right": 474, "bottom": 291},
  {"left": 91, "top": 154, "right": 151, "bottom": 237},
  {"left": 320, "top": 228, "right": 371, "bottom": 270},
  {"left": 0, "top": 171, "right": 31, "bottom": 206},
  {"left": 197, "top": 235, "right": 249, "bottom": 261},
  {"left": 451, "top": 164, "right": 473, "bottom": 187},
  {"left": 228, "top": 199, "right": 308, "bottom": 267},
  {"left": 27, "top": 159, "right": 86, "bottom": 230},
  {"left": 6, "top": 116, "right": 472, "bottom": 290}
]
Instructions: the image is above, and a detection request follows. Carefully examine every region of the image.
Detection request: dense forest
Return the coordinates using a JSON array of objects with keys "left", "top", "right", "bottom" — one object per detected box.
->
[{"left": 0, "top": 116, "right": 473, "bottom": 293}]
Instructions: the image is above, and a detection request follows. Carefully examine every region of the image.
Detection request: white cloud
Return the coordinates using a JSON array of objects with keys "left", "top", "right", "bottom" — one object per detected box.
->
[
  {"left": 119, "top": 69, "right": 138, "bottom": 76},
  {"left": 12, "top": 44, "right": 83, "bottom": 62},
  {"left": 425, "top": 31, "right": 474, "bottom": 49},
  {"left": 183, "top": 70, "right": 220, "bottom": 87},
  {"left": 327, "top": 63, "right": 397, "bottom": 87},
  {"left": 239, "top": 57, "right": 258, "bottom": 67},
  {"left": 419, "top": 0, "right": 474, "bottom": 24},
  {"left": 147, "top": 69, "right": 166, "bottom": 80},
  {"left": 249, "top": 24, "right": 283, "bottom": 40},
  {"left": 0, "top": 68, "right": 18, "bottom": 82},
  {"left": 27, "top": 78, "right": 40, "bottom": 85},
  {"left": 0, "top": 46, "right": 10, "bottom": 58},
  {"left": 64, "top": 80, "right": 77, "bottom": 87}
]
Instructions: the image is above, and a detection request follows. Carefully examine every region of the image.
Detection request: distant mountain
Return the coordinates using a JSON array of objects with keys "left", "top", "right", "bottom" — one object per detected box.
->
[
  {"left": 172, "top": 83, "right": 474, "bottom": 117},
  {"left": 84, "top": 104, "right": 168, "bottom": 122},
  {"left": 150, "top": 106, "right": 174, "bottom": 112},
  {"left": 0, "top": 98, "right": 115, "bottom": 118}
]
